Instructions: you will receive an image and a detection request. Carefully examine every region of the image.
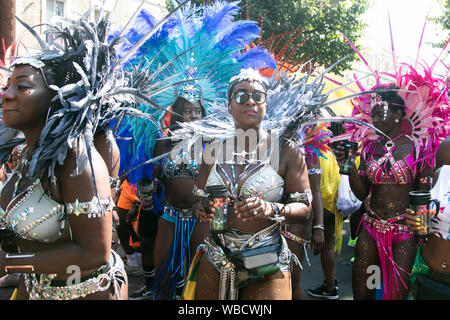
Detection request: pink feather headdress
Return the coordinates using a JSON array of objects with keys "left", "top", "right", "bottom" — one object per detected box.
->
[{"left": 336, "top": 17, "right": 450, "bottom": 171}]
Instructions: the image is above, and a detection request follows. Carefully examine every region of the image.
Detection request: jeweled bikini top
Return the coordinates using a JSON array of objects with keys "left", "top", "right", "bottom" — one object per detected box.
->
[
  {"left": 366, "top": 138, "right": 417, "bottom": 185},
  {"left": 160, "top": 149, "right": 200, "bottom": 181},
  {"left": 206, "top": 144, "right": 284, "bottom": 203},
  {"left": 0, "top": 179, "right": 114, "bottom": 244}
]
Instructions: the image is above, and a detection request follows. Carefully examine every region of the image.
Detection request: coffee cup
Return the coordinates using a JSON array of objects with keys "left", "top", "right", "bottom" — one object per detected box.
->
[
  {"left": 409, "top": 190, "right": 440, "bottom": 236},
  {"left": 204, "top": 185, "right": 230, "bottom": 233},
  {"left": 339, "top": 140, "right": 358, "bottom": 175}
]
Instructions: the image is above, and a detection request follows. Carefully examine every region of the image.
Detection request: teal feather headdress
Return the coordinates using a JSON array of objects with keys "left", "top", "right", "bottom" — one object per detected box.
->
[{"left": 116, "top": 0, "right": 276, "bottom": 184}]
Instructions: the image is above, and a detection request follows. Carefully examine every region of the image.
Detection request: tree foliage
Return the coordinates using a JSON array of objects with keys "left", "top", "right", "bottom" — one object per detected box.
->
[
  {"left": 430, "top": 0, "right": 450, "bottom": 50},
  {"left": 167, "top": 0, "right": 369, "bottom": 74}
]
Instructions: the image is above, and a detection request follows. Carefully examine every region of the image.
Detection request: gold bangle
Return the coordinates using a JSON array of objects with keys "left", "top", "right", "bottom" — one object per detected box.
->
[{"left": 5, "top": 265, "right": 35, "bottom": 274}]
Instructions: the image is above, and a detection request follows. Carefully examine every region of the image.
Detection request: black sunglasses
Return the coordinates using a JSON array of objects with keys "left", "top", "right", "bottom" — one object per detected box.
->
[{"left": 233, "top": 90, "right": 267, "bottom": 105}]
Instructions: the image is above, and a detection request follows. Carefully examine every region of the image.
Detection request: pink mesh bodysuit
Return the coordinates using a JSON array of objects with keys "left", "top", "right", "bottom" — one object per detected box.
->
[{"left": 360, "top": 138, "right": 417, "bottom": 299}]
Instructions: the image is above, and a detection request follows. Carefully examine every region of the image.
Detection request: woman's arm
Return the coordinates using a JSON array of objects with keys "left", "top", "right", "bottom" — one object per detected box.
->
[
  {"left": 192, "top": 156, "right": 214, "bottom": 222},
  {"left": 0, "top": 148, "right": 112, "bottom": 277},
  {"left": 279, "top": 141, "right": 312, "bottom": 224},
  {"left": 152, "top": 138, "right": 167, "bottom": 185},
  {"left": 349, "top": 156, "right": 371, "bottom": 201},
  {"left": 306, "top": 155, "right": 325, "bottom": 253}
]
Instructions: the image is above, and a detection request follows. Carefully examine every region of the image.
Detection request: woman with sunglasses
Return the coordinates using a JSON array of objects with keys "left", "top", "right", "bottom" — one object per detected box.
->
[
  {"left": 191, "top": 68, "right": 312, "bottom": 300},
  {"left": 114, "top": 3, "right": 275, "bottom": 300}
]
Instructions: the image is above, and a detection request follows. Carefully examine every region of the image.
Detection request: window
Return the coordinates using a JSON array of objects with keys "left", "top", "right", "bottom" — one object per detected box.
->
[
  {"left": 45, "top": 0, "right": 64, "bottom": 42},
  {"left": 46, "top": 0, "right": 64, "bottom": 22}
]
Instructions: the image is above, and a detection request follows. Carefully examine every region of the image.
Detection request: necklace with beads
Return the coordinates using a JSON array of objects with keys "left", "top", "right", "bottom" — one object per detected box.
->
[
  {"left": 222, "top": 133, "right": 270, "bottom": 201},
  {"left": 11, "top": 148, "right": 33, "bottom": 199}
]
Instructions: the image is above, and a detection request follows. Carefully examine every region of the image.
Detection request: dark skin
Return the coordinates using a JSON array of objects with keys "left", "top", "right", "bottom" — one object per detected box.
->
[
  {"left": 152, "top": 98, "right": 206, "bottom": 299},
  {"left": 405, "top": 137, "right": 450, "bottom": 278},
  {"left": 288, "top": 149, "right": 324, "bottom": 300},
  {"left": 308, "top": 152, "right": 338, "bottom": 294},
  {"left": 0, "top": 64, "right": 127, "bottom": 300},
  {"left": 94, "top": 129, "right": 121, "bottom": 246},
  {"left": 94, "top": 129, "right": 120, "bottom": 202},
  {"left": 345, "top": 104, "right": 430, "bottom": 300},
  {"left": 194, "top": 80, "right": 311, "bottom": 300}
]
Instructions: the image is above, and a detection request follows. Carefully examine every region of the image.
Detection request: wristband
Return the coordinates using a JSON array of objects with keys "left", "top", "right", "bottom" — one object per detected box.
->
[
  {"left": 268, "top": 203, "right": 285, "bottom": 222},
  {"left": 313, "top": 225, "right": 325, "bottom": 231},
  {"left": 308, "top": 168, "right": 322, "bottom": 175}
]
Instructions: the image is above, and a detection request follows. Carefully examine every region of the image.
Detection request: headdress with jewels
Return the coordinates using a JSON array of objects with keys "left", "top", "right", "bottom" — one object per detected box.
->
[
  {"left": 370, "top": 93, "right": 389, "bottom": 109},
  {"left": 114, "top": 0, "right": 276, "bottom": 186},
  {"left": 333, "top": 18, "right": 450, "bottom": 170},
  {"left": 169, "top": 58, "right": 383, "bottom": 164}
]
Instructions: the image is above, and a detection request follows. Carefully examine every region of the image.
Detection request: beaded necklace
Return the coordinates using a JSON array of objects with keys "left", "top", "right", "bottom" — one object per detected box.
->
[
  {"left": 11, "top": 148, "right": 33, "bottom": 200},
  {"left": 222, "top": 133, "right": 269, "bottom": 201}
]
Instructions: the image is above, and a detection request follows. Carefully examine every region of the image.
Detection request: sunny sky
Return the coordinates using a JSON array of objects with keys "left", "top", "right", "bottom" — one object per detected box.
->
[{"left": 360, "top": 0, "right": 447, "bottom": 66}]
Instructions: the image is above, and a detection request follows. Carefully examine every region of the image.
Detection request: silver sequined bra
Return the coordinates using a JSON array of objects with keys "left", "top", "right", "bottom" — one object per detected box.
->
[
  {"left": 206, "top": 160, "right": 284, "bottom": 203},
  {"left": 0, "top": 179, "right": 114, "bottom": 243}
]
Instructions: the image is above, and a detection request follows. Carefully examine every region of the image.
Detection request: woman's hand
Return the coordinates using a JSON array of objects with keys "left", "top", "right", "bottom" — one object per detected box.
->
[
  {"left": 196, "top": 200, "right": 215, "bottom": 223},
  {"left": 234, "top": 197, "right": 273, "bottom": 222},
  {"left": 335, "top": 141, "right": 362, "bottom": 165},
  {"left": 405, "top": 208, "right": 425, "bottom": 234},
  {"left": 312, "top": 228, "right": 325, "bottom": 255}
]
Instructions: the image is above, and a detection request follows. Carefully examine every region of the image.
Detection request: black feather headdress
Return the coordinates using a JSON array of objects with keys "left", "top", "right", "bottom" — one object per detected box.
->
[{"left": 8, "top": 2, "right": 189, "bottom": 193}]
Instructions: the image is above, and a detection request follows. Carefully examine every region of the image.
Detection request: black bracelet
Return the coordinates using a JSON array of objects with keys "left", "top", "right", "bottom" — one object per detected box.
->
[{"left": 269, "top": 202, "right": 286, "bottom": 222}]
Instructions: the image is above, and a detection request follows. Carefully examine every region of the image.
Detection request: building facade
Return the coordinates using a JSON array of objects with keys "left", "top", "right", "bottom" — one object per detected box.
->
[{"left": 5, "top": 0, "right": 167, "bottom": 53}]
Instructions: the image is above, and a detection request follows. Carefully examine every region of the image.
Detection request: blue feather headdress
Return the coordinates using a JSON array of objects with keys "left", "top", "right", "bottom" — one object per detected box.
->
[{"left": 116, "top": 0, "right": 276, "bottom": 186}]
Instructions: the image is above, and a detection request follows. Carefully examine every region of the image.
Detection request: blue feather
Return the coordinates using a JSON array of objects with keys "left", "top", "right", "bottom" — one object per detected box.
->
[
  {"left": 217, "top": 21, "right": 261, "bottom": 50},
  {"left": 202, "top": 0, "right": 241, "bottom": 35},
  {"left": 234, "top": 47, "right": 277, "bottom": 70}
]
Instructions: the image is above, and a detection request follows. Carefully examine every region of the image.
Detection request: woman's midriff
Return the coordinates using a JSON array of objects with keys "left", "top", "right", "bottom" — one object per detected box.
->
[
  {"left": 164, "top": 178, "right": 197, "bottom": 209},
  {"left": 422, "top": 235, "right": 450, "bottom": 274},
  {"left": 369, "top": 183, "right": 415, "bottom": 221},
  {"left": 226, "top": 207, "right": 274, "bottom": 234}
]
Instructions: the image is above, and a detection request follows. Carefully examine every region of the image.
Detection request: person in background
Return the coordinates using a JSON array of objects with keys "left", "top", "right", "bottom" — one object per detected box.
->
[
  {"left": 115, "top": 177, "right": 143, "bottom": 276},
  {"left": 406, "top": 137, "right": 450, "bottom": 299},
  {"left": 128, "top": 177, "right": 163, "bottom": 299}
]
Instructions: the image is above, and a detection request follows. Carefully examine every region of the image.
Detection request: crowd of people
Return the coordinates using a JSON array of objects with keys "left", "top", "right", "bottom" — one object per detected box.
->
[{"left": 0, "top": 1, "right": 448, "bottom": 301}]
